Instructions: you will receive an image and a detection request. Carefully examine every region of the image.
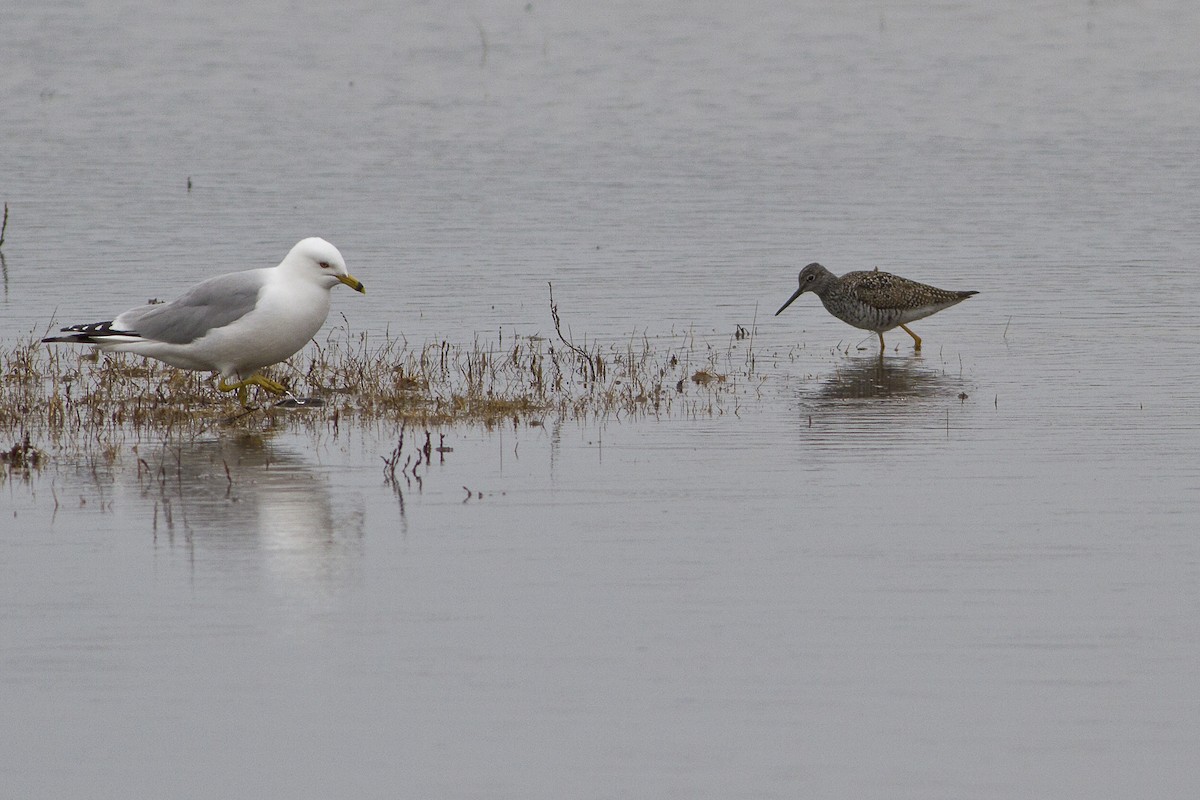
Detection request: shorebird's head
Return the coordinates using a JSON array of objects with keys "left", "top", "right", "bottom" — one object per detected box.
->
[
  {"left": 775, "top": 262, "right": 832, "bottom": 315},
  {"left": 282, "top": 237, "right": 366, "bottom": 294}
]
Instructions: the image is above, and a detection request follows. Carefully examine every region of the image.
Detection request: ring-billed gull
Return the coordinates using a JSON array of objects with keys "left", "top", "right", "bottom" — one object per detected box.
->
[{"left": 43, "top": 237, "right": 365, "bottom": 401}]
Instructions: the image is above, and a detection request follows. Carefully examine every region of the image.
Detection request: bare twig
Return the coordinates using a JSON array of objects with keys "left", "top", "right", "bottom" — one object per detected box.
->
[
  {"left": 471, "top": 16, "right": 488, "bottom": 67},
  {"left": 381, "top": 427, "right": 405, "bottom": 485},
  {"left": 548, "top": 281, "right": 595, "bottom": 382},
  {"left": 746, "top": 302, "right": 758, "bottom": 373}
]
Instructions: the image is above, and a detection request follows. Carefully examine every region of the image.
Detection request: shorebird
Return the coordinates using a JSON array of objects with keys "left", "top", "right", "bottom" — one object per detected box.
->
[
  {"left": 775, "top": 262, "right": 977, "bottom": 352},
  {"left": 42, "top": 238, "right": 366, "bottom": 402}
]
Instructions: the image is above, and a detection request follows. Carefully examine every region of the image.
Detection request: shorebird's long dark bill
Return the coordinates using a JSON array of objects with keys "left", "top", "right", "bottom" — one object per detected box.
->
[{"left": 775, "top": 286, "right": 805, "bottom": 316}]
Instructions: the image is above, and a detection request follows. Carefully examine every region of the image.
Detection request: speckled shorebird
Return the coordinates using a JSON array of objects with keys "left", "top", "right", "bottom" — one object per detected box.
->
[{"left": 775, "top": 263, "right": 978, "bottom": 352}]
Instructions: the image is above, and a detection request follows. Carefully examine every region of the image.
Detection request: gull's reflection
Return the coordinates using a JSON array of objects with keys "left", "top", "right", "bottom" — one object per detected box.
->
[{"left": 140, "top": 433, "right": 363, "bottom": 594}]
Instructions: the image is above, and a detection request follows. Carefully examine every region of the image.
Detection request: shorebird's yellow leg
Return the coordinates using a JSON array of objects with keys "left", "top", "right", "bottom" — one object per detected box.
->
[
  {"left": 877, "top": 332, "right": 885, "bottom": 352},
  {"left": 899, "top": 324, "right": 922, "bottom": 351},
  {"left": 218, "top": 374, "right": 288, "bottom": 404}
]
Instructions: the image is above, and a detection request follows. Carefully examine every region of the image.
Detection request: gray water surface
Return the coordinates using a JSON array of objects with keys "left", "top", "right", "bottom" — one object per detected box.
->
[{"left": 3, "top": 1, "right": 1199, "bottom": 798}]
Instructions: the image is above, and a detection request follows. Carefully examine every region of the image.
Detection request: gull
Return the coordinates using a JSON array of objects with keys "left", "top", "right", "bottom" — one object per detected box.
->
[{"left": 43, "top": 237, "right": 365, "bottom": 401}]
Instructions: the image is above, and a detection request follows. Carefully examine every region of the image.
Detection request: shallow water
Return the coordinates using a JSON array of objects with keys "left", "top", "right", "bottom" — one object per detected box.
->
[{"left": 3, "top": 1, "right": 1200, "bottom": 798}]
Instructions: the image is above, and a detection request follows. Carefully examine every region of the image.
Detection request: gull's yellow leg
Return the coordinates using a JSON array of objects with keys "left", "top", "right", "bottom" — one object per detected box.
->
[
  {"left": 250, "top": 374, "right": 287, "bottom": 394},
  {"left": 899, "top": 324, "right": 922, "bottom": 351},
  {"left": 218, "top": 374, "right": 288, "bottom": 403}
]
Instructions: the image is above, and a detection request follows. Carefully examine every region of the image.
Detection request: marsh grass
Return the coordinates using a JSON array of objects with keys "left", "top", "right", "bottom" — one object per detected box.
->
[{"left": 2, "top": 319, "right": 761, "bottom": 456}]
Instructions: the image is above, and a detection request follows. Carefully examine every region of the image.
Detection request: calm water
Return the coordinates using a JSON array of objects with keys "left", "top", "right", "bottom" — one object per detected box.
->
[{"left": 3, "top": 1, "right": 1199, "bottom": 798}]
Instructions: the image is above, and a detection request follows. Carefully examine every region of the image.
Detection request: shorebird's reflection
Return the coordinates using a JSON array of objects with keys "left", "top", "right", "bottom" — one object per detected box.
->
[
  {"left": 792, "top": 354, "right": 973, "bottom": 450},
  {"left": 805, "top": 353, "right": 965, "bottom": 403},
  {"left": 141, "top": 434, "right": 363, "bottom": 593}
]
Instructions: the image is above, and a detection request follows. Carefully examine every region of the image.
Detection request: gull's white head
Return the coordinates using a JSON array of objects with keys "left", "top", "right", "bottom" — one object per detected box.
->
[{"left": 280, "top": 237, "right": 366, "bottom": 294}]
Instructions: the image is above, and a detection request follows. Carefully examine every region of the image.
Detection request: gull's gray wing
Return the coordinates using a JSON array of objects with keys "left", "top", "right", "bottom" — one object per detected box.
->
[{"left": 114, "top": 270, "right": 266, "bottom": 345}]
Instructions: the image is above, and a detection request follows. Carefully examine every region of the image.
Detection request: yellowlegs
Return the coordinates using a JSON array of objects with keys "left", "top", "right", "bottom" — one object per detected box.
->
[{"left": 775, "top": 262, "right": 977, "bottom": 351}]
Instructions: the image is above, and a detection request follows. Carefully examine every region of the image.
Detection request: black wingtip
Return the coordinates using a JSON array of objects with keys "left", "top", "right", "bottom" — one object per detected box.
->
[
  {"left": 61, "top": 321, "right": 119, "bottom": 335},
  {"left": 42, "top": 334, "right": 95, "bottom": 344},
  {"left": 41, "top": 320, "right": 140, "bottom": 344}
]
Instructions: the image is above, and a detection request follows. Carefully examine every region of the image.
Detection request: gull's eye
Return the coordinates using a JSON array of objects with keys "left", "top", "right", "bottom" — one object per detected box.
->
[{"left": 318, "top": 261, "right": 332, "bottom": 269}]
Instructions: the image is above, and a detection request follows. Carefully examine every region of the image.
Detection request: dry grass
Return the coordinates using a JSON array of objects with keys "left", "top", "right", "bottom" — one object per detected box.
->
[{"left": 1, "top": 318, "right": 762, "bottom": 460}]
